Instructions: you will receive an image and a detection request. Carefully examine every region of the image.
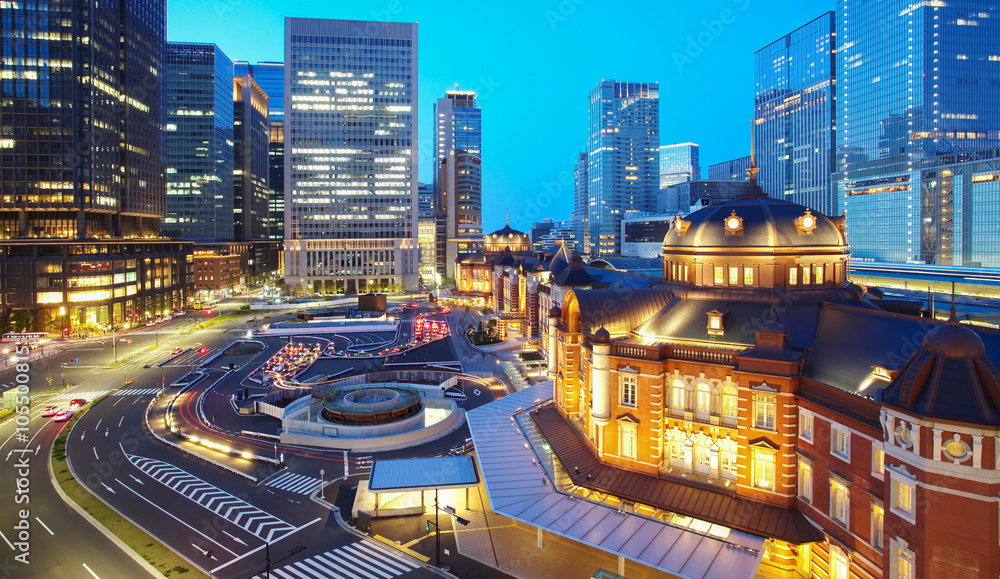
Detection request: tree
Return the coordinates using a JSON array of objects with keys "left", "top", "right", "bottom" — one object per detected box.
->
[
  {"left": 10, "top": 310, "right": 33, "bottom": 332},
  {"left": 0, "top": 313, "right": 10, "bottom": 334}
]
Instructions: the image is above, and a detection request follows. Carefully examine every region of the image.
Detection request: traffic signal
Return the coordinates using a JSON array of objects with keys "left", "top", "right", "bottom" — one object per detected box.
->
[
  {"left": 205, "top": 309, "right": 212, "bottom": 315},
  {"left": 199, "top": 348, "right": 207, "bottom": 354},
  {"left": 62, "top": 327, "right": 70, "bottom": 334},
  {"left": 424, "top": 521, "right": 430, "bottom": 532}
]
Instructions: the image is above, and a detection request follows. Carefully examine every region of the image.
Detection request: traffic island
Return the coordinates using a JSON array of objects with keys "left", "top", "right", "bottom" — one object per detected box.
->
[{"left": 51, "top": 397, "right": 209, "bottom": 578}]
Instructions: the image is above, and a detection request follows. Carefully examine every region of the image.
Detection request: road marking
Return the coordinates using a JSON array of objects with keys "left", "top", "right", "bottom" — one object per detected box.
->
[
  {"left": 211, "top": 517, "right": 321, "bottom": 576},
  {"left": 222, "top": 530, "right": 247, "bottom": 546},
  {"left": 34, "top": 517, "right": 54, "bottom": 536},
  {"left": 0, "top": 529, "right": 13, "bottom": 550},
  {"left": 118, "top": 417, "right": 124, "bottom": 428},
  {"left": 99, "top": 482, "right": 115, "bottom": 494},
  {"left": 95, "top": 419, "right": 102, "bottom": 430},
  {"left": 128, "top": 474, "right": 144, "bottom": 485},
  {"left": 93, "top": 447, "right": 99, "bottom": 460},
  {"left": 115, "top": 479, "right": 239, "bottom": 557},
  {"left": 113, "top": 398, "right": 124, "bottom": 406},
  {"left": 82, "top": 563, "right": 101, "bottom": 579}
]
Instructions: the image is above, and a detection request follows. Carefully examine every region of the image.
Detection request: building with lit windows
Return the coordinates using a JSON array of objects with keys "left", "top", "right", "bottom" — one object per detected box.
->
[
  {"left": 433, "top": 90, "right": 482, "bottom": 278},
  {"left": 659, "top": 142, "right": 700, "bottom": 188},
  {"left": 283, "top": 18, "right": 419, "bottom": 295},
  {"left": 0, "top": 0, "right": 192, "bottom": 333},
  {"left": 836, "top": 0, "right": 1000, "bottom": 265},
  {"left": 707, "top": 156, "right": 752, "bottom": 181},
  {"left": 573, "top": 151, "right": 589, "bottom": 254},
  {"left": 164, "top": 43, "right": 235, "bottom": 242},
  {"left": 587, "top": 81, "right": 660, "bottom": 256},
  {"left": 497, "top": 177, "right": 1000, "bottom": 578},
  {"left": 755, "top": 12, "right": 836, "bottom": 214}
]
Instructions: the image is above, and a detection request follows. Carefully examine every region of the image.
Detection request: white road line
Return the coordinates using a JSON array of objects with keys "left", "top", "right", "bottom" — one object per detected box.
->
[
  {"left": 34, "top": 517, "right": 54, "bottom": 536},
  {"left": 118, "top": 416, "right": 124, "bottom": 428},
  {"left": 0, "top": 529, "right": 14, "bottom": 550},
  {"left": 128, "top": 474, "right": 144, "bottom": 485},
  {"left": 210, "top": 517, "right": 320, "bottom": 576},
  {"left": 95, "top": 419, "right": 102, "bottom": 430},
  {"left": 113, "top": 398, "right": 123, "bottom": 406},
  {"left": 82, "top": 563, "right": 101, "bottom": 579},
  {"left": 222, "top": 530, "right": 247, "bottom": 546},
  {"left": 93, "top": 447, "right": 99, "bottom": 460},
  {"left": 115, "top": 480, "right": 239, "bottom": 558}
]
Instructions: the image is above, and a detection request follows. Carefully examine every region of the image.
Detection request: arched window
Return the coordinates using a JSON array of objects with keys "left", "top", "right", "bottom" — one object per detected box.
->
[
  {"left": 722, "top": 385, "right": 738, "bottom": 422},
  {"left": 672, "top": 379, "right": 686, "bottom": 412},
  {"left": 695, "top": 383, "right": 711, "bottom": 415}
]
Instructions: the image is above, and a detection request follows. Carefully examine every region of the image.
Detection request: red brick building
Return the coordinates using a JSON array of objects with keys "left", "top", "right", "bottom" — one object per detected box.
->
[{"left": 543, "top": 188, "right": 1000, "bottom": 578}]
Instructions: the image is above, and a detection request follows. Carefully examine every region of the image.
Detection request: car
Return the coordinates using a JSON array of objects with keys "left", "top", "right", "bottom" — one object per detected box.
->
[
  {"left": 40, "top": 406, "right": 60, "bottom": 417},
  {"left": 68, "top": 399, "right": 86, "bottom": 409},
  {"left": 146, "top": 320, "right": 156, "bottom": 326},
  {"left": 171, "top": 347, "right": 183, "bottom": 355},
  {"left": 52, "top": 410, "right": 73, "bottom": 422}
]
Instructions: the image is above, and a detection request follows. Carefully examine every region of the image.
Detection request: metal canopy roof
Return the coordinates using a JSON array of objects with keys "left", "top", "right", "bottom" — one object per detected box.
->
[
  {"left": 467, "top": 383, "right": 764, "bottom": 579},
  {"left": 368, "top": 456, "right": 479, "bottom": 493}
]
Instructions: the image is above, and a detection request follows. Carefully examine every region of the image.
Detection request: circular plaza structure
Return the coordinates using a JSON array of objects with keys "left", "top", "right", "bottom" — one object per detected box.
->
[{"left": 321, "top": 386, "right": 421, "bottom": 425}]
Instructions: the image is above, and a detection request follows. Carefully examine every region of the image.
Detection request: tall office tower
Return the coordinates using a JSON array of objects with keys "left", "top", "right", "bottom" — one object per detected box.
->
[
  {"left": 164, "top": 43, "right": 235, "bottom": 241},
  {"left": 587, "top": 81, "right": 660, "bottom": 256},
  {"left": 233, "top": 76, "right": 270, "bottom": 242},
  {"left": 416, "top": 182, "right": 436, "bottom": 284},
  {"left": 706, "top": 156, "right": 752, "bottom": 181},
  {"left": 433, "top": 89, "right": 482, "bottom": 278},
  {"left": 573, "top": 151, "right": 589, "bottom": 255},
  {"left": 659, "top": 143, "right": 701, "bottom": 188},
  {"left": 0, "top": 0, "right": 191, "bottom": 331},
  {"left": 284, "top": 18, "right": 419, "bottom": 294},
  {"left": 755, "top": 13, "right": 836, "bottom": 214},
  {"left": 417, "top": 182, "right": 434, "bottom": 219},
  {"left": 838, "top": 1, "right": 1000, "bottom": 264}
]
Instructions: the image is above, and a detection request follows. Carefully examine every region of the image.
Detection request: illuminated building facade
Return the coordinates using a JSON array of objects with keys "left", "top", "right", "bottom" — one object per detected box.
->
[
  {"left": 755, "top": 12, "right": 836, "bottom": 214},
  {"left": 837, "top": 0, "right": 1000, "bottom": 264},
  {"left": 283, "top": 18, "right": 419, "bottom": 295},
  {"left": 164, "top": 43, "right": 235, "bottom": 242},
  {"left": 233, "top": 75, "right": 270, "bottom": 243},
  {"left": 0, "top": 0, "right": 192, "bottom": 332},
  {"left": 573, "top": 151, "right": 589, "bottom": 253},
  {"left": 433, "top": 90, "right": 482, "bottom": 278},
  {"left": 541, "top": 183, "right": 1000, "bottom": 577},
  {"left": 707, "top": 156, "right": 752, "bottom": 181},
  {"left": 587, "top": 81, "right": 660, "bottom": 256},
  {"left": 659, "top": 142, "right": 700, "bottom": 188}
]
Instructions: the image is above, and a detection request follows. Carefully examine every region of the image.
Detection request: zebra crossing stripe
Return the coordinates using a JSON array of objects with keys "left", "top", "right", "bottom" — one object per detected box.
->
[
  {"left": 265, "top": 472, "right": 318, "bottom": 494},
  {"left": 298, "top": 558, "right": 350, "bottom": 579},
  {"left": 340, "top": 544, "right": 395, "bottom": 578},
  {"left": 353, "top": 542, "right": 417, "bottom": 572},
  {"left": 111, "top": 388, "right": 159, "bottom": 396},
  {"left": 254, "top": 541, "right": 419, "bottom": 579}
]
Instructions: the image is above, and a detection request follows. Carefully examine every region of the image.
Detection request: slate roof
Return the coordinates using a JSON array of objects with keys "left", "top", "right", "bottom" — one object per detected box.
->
[{"left": 573, "top": 286, "right": 676, "bottom": 336}]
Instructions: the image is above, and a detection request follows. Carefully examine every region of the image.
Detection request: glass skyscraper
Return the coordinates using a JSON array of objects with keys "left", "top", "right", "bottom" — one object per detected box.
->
[
  {"left": 283, "top": 18, "right": 418, "bottom": 294},
  {"left": 164, "top": 43, "right": 235, "bottom": 241},
  {"left": 706, "top": 156, "right": 751, "bottom": 181},
  {"left": 573, "top": 151, "right": 589, "bottom": 254},
  {"left": 0, "top": 0, "right": 191, "bottom": 331},
  {"left": 433, "top": 89, "right": 482, "bottom": 277},
  {"left": 659, "top": 143, "right": 700, "bottom": 188},
  {"left": 233, "top": 76, "right": 270, "bottom": 242},
  {"left": 837, "top": 0, "right": 1000, "bottom": 264},
  {"left": 755, "top": 12, "right": 836, "bottom": 214},
  {"left": 587, "top": 80, "right": 660, "bottom": 256}
]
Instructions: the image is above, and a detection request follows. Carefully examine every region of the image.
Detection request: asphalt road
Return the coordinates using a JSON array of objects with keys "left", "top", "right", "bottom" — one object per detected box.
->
[{"left": 1, "top": 299, "right": 503, "bottom": 578}]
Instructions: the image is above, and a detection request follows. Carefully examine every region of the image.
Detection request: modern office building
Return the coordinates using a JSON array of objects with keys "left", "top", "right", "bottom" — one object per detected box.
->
[
  {"left": 283, "top": 18, "right": 419, "bottom": 294},
  {"left": 417, "top": 182, "right": 436, "bottom": 284},
  {"left": 433, "top": 90, "right": 483, "bottom": 278},
  {"left": 233, "top": 76, "right": 270, "bottom": 242},
  {"left": 661, "top": 180, "right": 750, "bottom": 213},
  {"left": 620, "top": 215, "right": 674, "bottom": 258},
  {"left": 0, "top": 0, "right": 192, "bottom": 333},
  {"left": 587, "top": 81, "right": 660, "bottom": 256},
  {"left": 659, "top": 143, "right": 700, "bottom": 188},
  {"left": 755, "top": 12, "right": 836, "bottom": 214},
  {"left": 573, "top": 151, "right": 589, "bottom": 255},
  {"left": 837, "top": 0, "right": 1000, "bottom": 264},
  {"left": 417, "top": 182, "right": 434, "bottom": 219},
  {"left": 706, "top": 156, "right": 752, "bottom": 181},
  {"left": 164, "top": 43, "right": 235, "bottom": 242},
  {"left": 530, "top": 220, "right": 556, "bottom": 253},
  {"left": 537, "top": 221, "right": 578, "bottom": 254}
]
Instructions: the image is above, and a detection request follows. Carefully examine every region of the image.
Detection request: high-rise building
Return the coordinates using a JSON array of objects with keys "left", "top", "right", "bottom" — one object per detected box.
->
[
  {"left": 530, "top": 219, "right": 556, "bottom": 253},
  {"left": 283, "top": 18, "right": 419, "bottom": 294},
  {"left": 837, "top": 1, "right": 1000, "bottom": 265},
  {"left": 0, "top": 0, "right": 191, "bottom": 331},
  {"left": 164, "top": 43, "right": 235, "bottom": 242},
  {"left": 233, "top": 76, "right": 270, "bottom": 242},
  {"left": 659, "top": 143, "right": 700, "bottom": 188},
  {"left": 706, "top": 156, "right": 751, "bottom": 181},
  {"left": 417, "top": 182, "right": 434, "bottom": 220},
  {"left": 573, "top": 151, "right": 589, "bottom": 255},
  {"left": 433, "top": 90, "right": 483, "bottom": 278},
  {"left": 417, "top": 181, "right": 436, "bottom": 284},
  {"left": 587, "top": 81, "right": 660, "bottom": 256},
  {"left": 755, "top": 12, "right": 836, "bottom": 214}
]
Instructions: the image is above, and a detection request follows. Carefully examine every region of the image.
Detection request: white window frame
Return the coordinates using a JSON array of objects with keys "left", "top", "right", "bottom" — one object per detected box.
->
[
  {"left": 872, "top": 444, "right": 885, "bottom": 476},
  {"left": 695, "top": 382, "right": 711, "bottom": 416},
  {"left": 619, "top": 373, "right": 637, "bottom": 407},
  {"left": 830, "top": 475, "right": 850, "bottom": 527},
  {"left": 797, "top": 458, "right": 812, "bottom": 503},
  {"left": 799, "top": 408, "right": 814, "bottom": 443},
  {"left": 672, "top": 379, "right": 686, "bottom": 411},
  {"left": 752, "top": 447, "right": 776, "bottom": 490},
  {"left": 830, "top": 545, "right": 849, "bottom": 579},
  {"left": 754, "top": 392, "right": 776, "bottom": 431},
  {"left": 891, "top": 537, "right": 915, "bottom": 579},
  {"left": 830, "top": 422, "right": 851, "bottom": 461},
  {"left": 721, "top": 385, "right": 738, "bottom": 421},
  {"left": 889, "top": 469, "right": 916, "bottom": 524},
  {"left": 618, "top": 421, "right": 637, "bottom": 460}
]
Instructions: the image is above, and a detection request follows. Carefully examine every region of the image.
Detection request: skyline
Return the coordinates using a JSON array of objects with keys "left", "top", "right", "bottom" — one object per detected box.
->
[{"left": 167, "top": 0, "right": 834, "bottom": 233}]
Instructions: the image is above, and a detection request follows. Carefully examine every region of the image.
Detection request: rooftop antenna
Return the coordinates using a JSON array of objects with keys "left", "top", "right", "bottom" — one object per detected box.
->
[
  {"left": 505, "top": 209, "right": 509, "bottom": 227},
  {"left": 747, "top": 119, "right": 760, "bottom": 189}
]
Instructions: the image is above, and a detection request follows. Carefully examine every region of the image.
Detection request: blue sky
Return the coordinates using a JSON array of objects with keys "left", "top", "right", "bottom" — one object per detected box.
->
[{"left": 168, "top": 0, "right": 833, "bottom": 233}]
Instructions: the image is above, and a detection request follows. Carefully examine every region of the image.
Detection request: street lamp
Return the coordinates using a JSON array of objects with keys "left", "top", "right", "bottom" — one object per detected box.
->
[{"left": 319, "top": 469, "right": 325, "bottom": 499}]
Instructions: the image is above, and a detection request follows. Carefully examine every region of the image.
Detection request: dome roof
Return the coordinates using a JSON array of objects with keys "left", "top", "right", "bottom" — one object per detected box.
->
[
  {"left": 593, "top": 326, "right": 611, "bottom": 343},
  {"left": 921, "top": 322, "right": 986, "bottom": 358},
  {"left": 486, "top": 223, "right": 528, "bottom": 242},
  {"left": 662, "top": 194, "right": 846, "bottom": 251},
  {"left": 548, "top": 304, "right": 562, "bottom": 318}
]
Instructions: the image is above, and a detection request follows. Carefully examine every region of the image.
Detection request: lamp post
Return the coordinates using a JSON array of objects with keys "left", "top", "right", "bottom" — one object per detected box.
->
[
  {"left": 112, "top": 326, "right": 118, "bottom": 364},
  {"left": 319, "top": 469, "right": 325, "bottom": 499}
]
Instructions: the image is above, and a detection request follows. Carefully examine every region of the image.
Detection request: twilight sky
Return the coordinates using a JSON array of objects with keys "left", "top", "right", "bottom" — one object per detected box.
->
[{"left": 168, "top": 0, "right": 833, "bottom": 233}]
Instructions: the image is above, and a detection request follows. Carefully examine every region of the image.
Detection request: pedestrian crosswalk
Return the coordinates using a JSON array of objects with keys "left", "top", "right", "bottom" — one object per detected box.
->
[
  {"left": 33, "top": 387, "right": 159, "bottom": 402},
  {"left": 126, "top": 451, "right": 297, "bottom": 542},
  {"left": 111, "top": 388, "right": 160, "bottom": 396},
  {"left": 262, "top": 471, "right": 319, "bottom": 495},
  {"left": 253, "top": 541, "right": 419, "bottom": 579}
]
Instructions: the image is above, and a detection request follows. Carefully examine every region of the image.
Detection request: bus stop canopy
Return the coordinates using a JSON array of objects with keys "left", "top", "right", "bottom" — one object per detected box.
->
[{"left": 368, "top": 456, "right": 479, "bottom": 493}]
